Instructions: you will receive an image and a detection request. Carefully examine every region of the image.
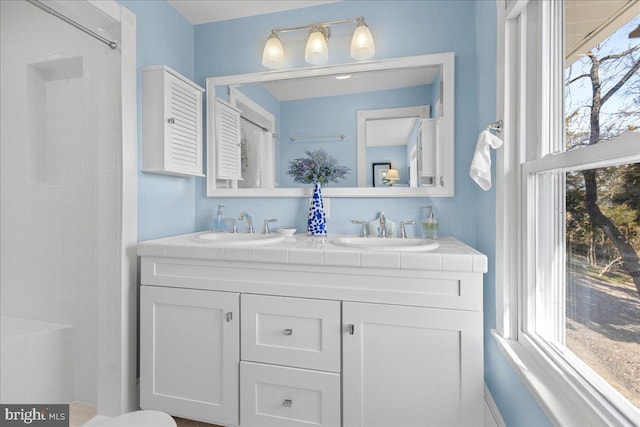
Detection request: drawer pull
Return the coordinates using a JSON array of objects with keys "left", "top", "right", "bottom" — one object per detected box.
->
[
  {"left": 282, "top": 399, "right": 293, "bottom": 407},
  {"left": 347, "top": 324, "right": 355, "bottom": 335},
  {"left": 283, "top": 328, "right": 294, "bottom": 335}
]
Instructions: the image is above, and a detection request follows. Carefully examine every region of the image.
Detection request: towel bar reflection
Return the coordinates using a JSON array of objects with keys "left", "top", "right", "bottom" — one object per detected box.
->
[
  {"left": 290, "top": 134, "right": 346, "bottom": 142},
  {"left": 486, "top": 120, "right": 503, "bottom": 134}
]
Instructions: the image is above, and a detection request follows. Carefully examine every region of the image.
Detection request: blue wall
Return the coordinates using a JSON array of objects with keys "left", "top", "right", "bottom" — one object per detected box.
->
[
  {"left": 473, "top": 1, "right": 551, "bottom": 425},
  {"left": 125, "top": 0, "right": 551, "bottom": 424},
  {"left": 279, "top": 85, "right": 430, "bottom": 187},
  {"left": 119, "top": 0, "right": 197, "bottom": 241},
  {"left": 194, "top": 1, "right": 479, "bottom": 241}
]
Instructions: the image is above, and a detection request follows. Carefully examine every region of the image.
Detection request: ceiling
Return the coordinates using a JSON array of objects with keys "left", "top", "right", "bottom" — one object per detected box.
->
[
  {"left": 256, "top": 66, "right": 440, "bottom": 101},
  {"left": 167, "top": 0, "right": 339, "bottom": 25},
  {"left": 565, "top": 0, "right": 639, "bottom": 64}
]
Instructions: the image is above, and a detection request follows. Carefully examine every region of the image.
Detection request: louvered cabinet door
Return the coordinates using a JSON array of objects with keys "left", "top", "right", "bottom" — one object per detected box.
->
[
  {"left": 142, "top": 65, "right": 205, "bottom": 177},
  {"left": 418, "top": 118, "right": 436, "bottom": 185},
  {"left": 214, "top": 99, "right": 242, "bottom": 180},
  {"left": 164, "top": 73, "right": 203, "bottom": 175}
]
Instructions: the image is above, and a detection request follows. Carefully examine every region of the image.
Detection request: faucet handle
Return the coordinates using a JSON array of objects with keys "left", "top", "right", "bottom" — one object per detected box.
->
[
  {"left": 263, "top": 218, "right": 278, "bottom": 234},
  {"left": 399, "top": 220, "right": 416, "bottom": 238},
  {"left": 224, "top": 218, "right": 237, "bottom": 233},
  {"left": 351, "top": 220, "right": 368, "bottom": 237}
]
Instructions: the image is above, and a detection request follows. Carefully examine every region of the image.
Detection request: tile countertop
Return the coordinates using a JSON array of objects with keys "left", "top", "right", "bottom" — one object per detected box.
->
[{"left": 138, "top": 233, "right": 488, "bottom": 274}]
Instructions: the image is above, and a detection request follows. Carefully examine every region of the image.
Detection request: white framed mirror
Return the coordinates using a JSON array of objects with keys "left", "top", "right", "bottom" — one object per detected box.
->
[{"left": 206, "top": 52, "right": 454, "bottom": 197}]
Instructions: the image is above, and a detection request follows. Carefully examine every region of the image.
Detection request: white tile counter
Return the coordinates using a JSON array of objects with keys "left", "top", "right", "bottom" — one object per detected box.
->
[{"left": 138, "top": 232, "right": 488, "bottom": 273}]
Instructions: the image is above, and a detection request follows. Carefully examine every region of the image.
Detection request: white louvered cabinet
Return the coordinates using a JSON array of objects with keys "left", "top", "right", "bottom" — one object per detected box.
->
[
  {"left": 142, "top": 65, "right": 205, "bottom": 177},
  {"left": 214, "top": 98, "right": 242, "bottom": 180},
  {"left": 418, "top": 118, "right": 437, "bottom": 186}
]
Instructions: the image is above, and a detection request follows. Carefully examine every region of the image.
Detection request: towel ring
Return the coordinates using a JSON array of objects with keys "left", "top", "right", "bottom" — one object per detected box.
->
[{"left": 486, "top": 119, "right": 503, "bottom": 134}]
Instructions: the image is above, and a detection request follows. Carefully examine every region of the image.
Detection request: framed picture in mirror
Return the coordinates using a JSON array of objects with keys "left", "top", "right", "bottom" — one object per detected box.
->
[{"left": 372, "top": 162, "right": 391, "bottom": 187}]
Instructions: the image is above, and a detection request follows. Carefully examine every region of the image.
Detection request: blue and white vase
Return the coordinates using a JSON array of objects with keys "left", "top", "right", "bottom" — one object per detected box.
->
[{"left": 307, "top": 183, "right": 327, "bottom": 235}]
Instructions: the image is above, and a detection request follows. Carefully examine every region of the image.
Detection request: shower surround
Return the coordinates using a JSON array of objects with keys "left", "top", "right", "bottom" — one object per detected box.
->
[{"left": 0, "top": 0, "right": 137, "bottom": 416}]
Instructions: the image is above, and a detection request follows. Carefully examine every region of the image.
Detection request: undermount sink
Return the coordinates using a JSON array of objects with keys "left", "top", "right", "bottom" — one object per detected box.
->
[
  {"left": 330, "top": 236, "right": 440, "bottom": 252},
  {"left": 195, "top": 232, "right": 286, "bottom": 246}
]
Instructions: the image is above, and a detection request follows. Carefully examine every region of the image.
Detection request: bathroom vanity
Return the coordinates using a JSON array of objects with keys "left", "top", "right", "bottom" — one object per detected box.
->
[{"left": 138, "top": 233, "right": 487, "bottom": 427}]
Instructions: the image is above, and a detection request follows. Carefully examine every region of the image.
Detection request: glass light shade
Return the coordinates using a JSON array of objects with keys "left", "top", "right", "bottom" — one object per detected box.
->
[
  {"left": 351, "top": 22, "right": 375, "bottom": 60},
  {"left": 262, "top": 33, "right": 286, "bottom": 69},
  {"left": 305, "top": 28, "right": 329, "bottom": 65},
  {"left": 385, "top": 169, "right": 400, "bottom": 181}
]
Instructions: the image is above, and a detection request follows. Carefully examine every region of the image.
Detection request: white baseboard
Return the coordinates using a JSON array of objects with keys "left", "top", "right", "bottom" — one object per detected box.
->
[{"left": 485, "top": 383, "right": 506, "bottom": 427}]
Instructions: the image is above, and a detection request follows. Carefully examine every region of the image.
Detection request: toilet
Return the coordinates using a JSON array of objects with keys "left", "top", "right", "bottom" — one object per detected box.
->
[{"left": 96, "top": 410, "right": 176, "bottom": 427}]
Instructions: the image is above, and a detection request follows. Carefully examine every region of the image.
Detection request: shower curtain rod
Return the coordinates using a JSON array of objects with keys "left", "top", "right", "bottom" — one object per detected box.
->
[
  {"left": 241, "top": 115, "right": 278, "bottom": 139},
  {"left": 241, "top": 115, "right": 268, "bottom": 132},
  {"left": 26, "top": 0, "right": 118, "bottom": 50}
]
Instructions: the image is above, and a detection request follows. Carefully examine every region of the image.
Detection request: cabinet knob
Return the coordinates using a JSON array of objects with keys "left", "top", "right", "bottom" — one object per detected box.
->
[
  {"left": 167, "top": 117, "right": 175, "bottom": 124},
  {"left": 283, "top": 328, "right": 294, "bottom": 335},
  {"left": 282, "top": 399, "right": 293, "bottom": 407}
]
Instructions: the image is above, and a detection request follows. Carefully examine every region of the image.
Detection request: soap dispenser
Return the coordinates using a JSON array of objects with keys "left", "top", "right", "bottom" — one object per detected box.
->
[
  {"left": 213, "top": 205, "right": 225, "bottom": 232},
  {"left": 421, "top": 206, "right": 438, "bottom": 239}
]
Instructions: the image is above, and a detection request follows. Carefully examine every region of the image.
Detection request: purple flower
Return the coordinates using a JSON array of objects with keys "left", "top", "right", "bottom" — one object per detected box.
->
[{"left": 287, "top": 148, "right": 350, "bottom": 185}]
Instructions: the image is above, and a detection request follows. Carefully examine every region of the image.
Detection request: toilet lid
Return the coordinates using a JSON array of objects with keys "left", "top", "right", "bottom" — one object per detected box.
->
[{"left": 99, "top": 410, "right": 176, "bottom": 427}]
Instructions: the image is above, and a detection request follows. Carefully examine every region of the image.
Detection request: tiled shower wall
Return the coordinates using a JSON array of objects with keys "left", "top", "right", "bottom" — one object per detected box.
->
[{"left": 0, "top": 0, "right": 122, "bottom": 405}]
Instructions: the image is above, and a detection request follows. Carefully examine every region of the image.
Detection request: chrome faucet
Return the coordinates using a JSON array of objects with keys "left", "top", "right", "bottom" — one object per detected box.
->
[
  {"left": 399, "top": 220, "right": 416, "bottom": 238},
  {"left": 238, "top": 212, "right": 254, "bottom": 233},
  {"left": 224, "top": 217, "right": 237, "bottom": 233},
  {"left": 351, "top": 220, "right": 368, "bottom": 237},
  {"left": 263, "top": 218, "right": 278, "bottom": 234},
  {"left": 378, "top": 213, "right": 387, "bottom": 238}
]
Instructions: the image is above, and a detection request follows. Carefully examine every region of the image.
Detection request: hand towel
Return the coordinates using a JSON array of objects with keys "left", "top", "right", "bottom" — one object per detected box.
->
[{"left": 470, "top": 130, "right": 503, "bottom": 191}]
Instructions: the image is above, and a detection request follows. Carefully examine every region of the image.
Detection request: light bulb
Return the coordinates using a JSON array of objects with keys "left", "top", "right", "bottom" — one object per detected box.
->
[
  {"left": 262, "top": 32, "right": 286, "bottom": 69},
  {"left": 351, "top": 21, "right": 375, "bottom": 60},
  {"left": 305, "top": 26, "right": 329, "bottom": 65}
]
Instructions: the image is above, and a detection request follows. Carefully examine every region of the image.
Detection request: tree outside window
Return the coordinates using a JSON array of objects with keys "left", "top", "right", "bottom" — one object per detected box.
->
[{"left": 564, "top": 14, "right": 640, "bottom": 408}]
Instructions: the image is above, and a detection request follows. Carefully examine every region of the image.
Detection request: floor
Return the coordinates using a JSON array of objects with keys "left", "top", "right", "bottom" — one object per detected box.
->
[
  {"left": 74, "top": 402, "right": 501, "bottom": 427},
  {"left": 74, "top": 404, "right": 222, "bottom": 427},
  {"left": 173, "top": 416, "right": 222, "bottom": 427},
  {"left": 69, "top": 402, "right": 97, "bottom": 427}
]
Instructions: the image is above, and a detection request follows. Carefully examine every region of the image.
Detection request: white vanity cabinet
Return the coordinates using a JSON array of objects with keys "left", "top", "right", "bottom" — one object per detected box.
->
[
  {"left": 139, "top": 286, "right": 239, "bottom": 425},
  {"left": 138, "top": 234, "right": 486, "bottom": 427}
]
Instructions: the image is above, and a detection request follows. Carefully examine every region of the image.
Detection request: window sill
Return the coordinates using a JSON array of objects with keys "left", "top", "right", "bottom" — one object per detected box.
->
[{"left": 491, "top": 330, "right": 638, "bottom": 426}]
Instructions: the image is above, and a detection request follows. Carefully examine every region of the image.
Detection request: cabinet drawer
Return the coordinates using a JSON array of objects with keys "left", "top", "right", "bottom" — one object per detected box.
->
[
  {"left": 241, "top": 294, "right": 340, "bottom": 372},
  {"left": 240, "top": 361, "right": 340, "bottom": 427}
]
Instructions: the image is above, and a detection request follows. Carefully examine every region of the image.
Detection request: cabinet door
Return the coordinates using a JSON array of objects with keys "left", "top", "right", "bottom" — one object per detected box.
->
[
  {"left": 140, "top": 286, "right": 239, "bottom": 425},
  {"left": 343, "top": 302, "right": 483, "bottom": 427},
  {"left": 215, "top": 98, "right": 242, "bottom": 180},
  {"left": 164, "top": 72, "right": 203, "bottom": 176}
]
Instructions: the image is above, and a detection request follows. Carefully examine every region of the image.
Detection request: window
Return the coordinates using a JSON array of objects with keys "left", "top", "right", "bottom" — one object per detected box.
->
[{"left": 495, "top": 0, "right": 640, "bottom": 425}]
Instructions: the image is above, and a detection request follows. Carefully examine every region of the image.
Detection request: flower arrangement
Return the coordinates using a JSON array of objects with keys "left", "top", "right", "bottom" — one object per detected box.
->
[{"left": 287, "top": 148, "right": 350, "bottom": 185}]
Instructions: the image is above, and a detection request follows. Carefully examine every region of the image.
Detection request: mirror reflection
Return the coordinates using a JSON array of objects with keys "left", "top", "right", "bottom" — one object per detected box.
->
[{"left": 206, "top": 53, "right": 455, "bottom": 197}]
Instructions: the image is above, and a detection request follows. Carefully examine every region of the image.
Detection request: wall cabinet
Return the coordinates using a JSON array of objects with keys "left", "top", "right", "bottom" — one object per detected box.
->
[
  {"left": 142, "top": 65, "right": 205, "bottom": 177},
  {"left": 138, "top": 237, "right": 485, "bottom": 426},
  {"left": 418, "top": 118, "right": 438, "bottom": 186}
]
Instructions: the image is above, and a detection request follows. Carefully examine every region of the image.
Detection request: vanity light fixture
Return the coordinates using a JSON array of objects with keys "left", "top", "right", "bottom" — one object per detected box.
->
[{"left": 261, "top": 16, "right": 375, "bottom": 69}]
